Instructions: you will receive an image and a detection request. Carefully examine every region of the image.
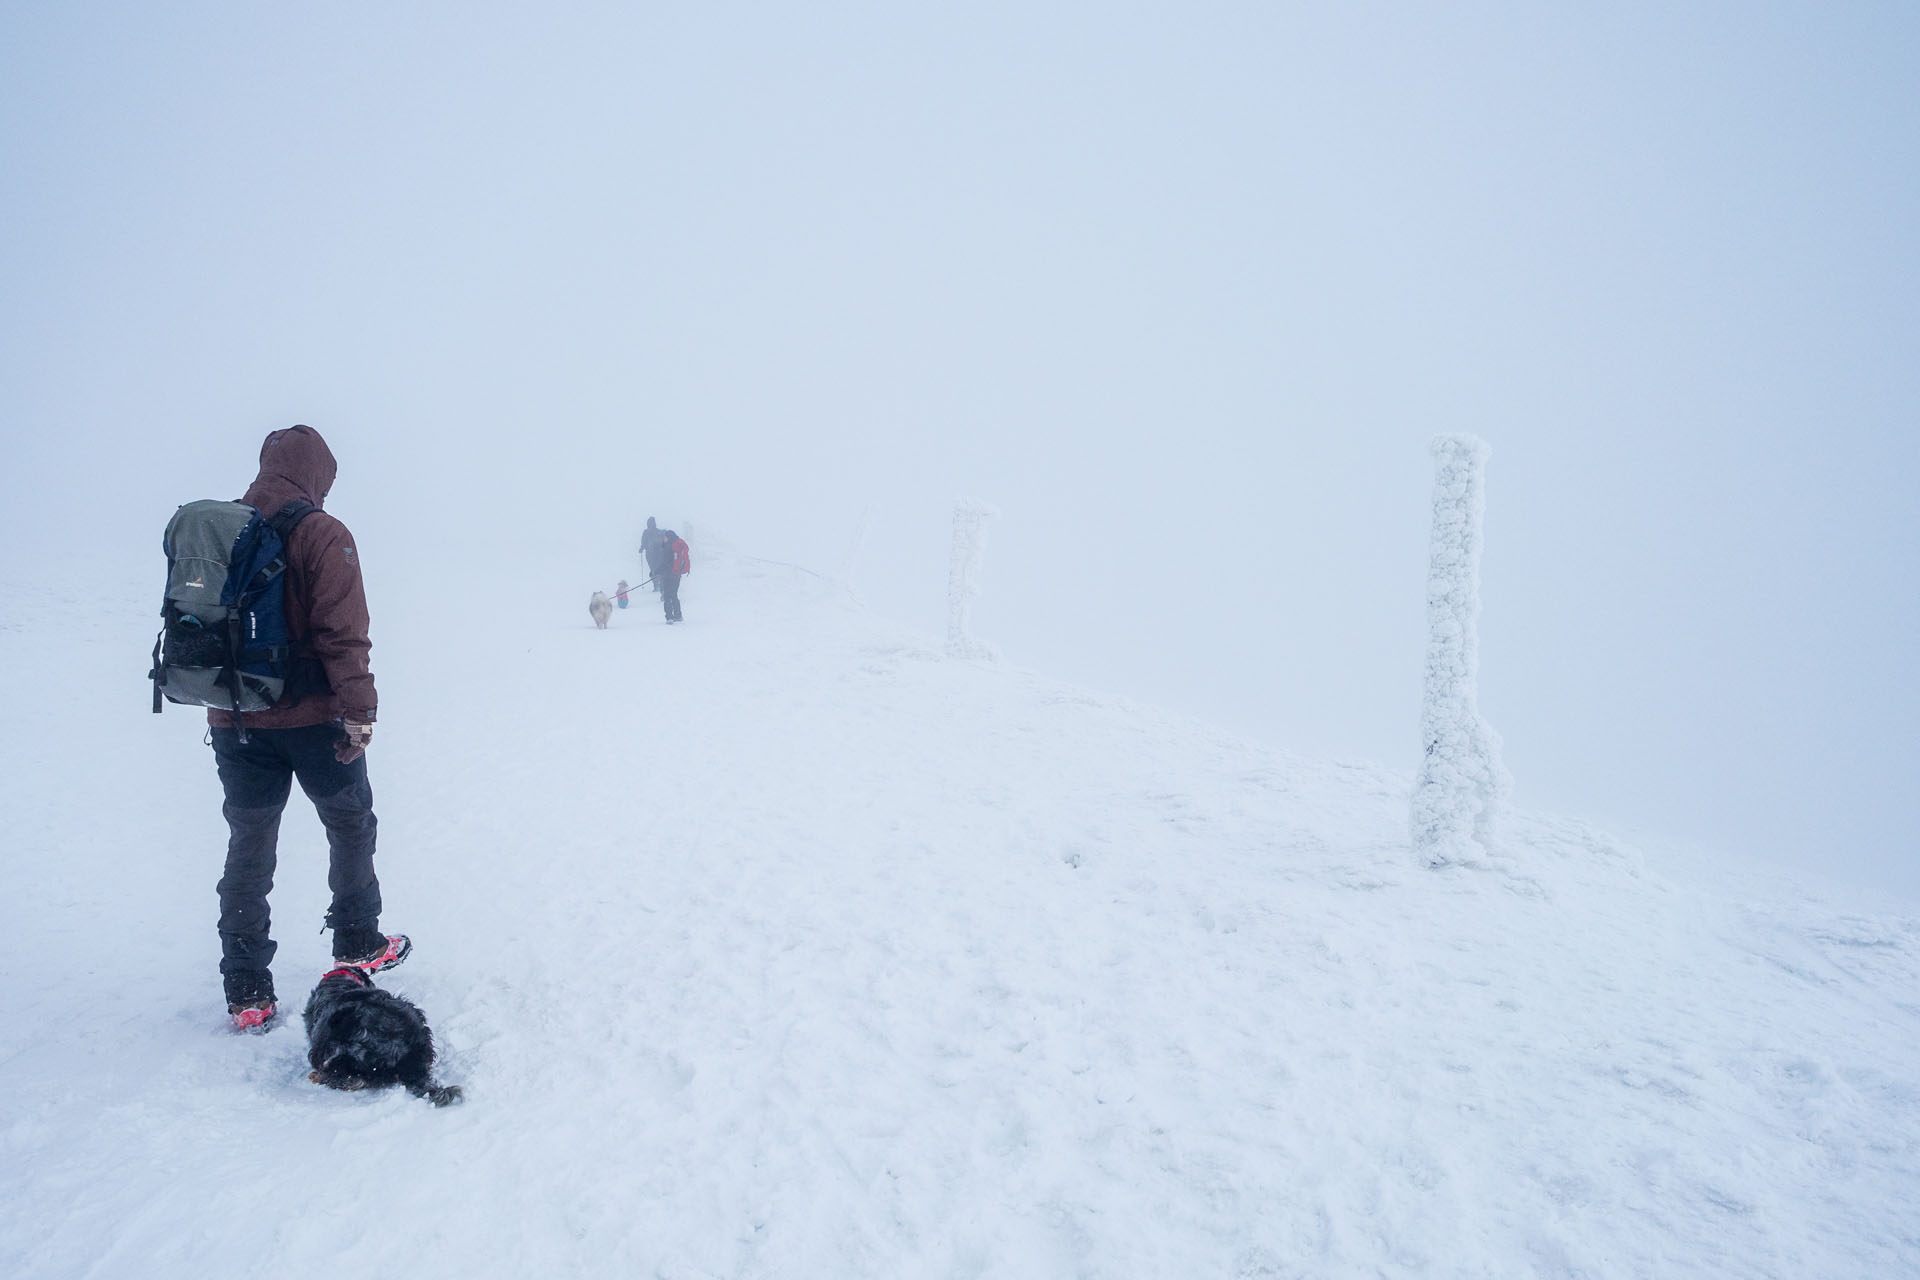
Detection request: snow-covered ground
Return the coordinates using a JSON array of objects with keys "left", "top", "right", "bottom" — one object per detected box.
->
[{"left": 2, "top": 540, "right": 1916, "bottom": 1279}]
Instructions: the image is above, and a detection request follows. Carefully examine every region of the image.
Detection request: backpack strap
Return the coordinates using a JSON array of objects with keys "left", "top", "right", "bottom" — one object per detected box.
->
[
  {"left": 226, "top": 614, "right": 248, "bottom": 742},
  {"left": 265, "top": 500, "right": 332, "bottom": 705},
  {"left": 266, "top": 500, "right": 318, "bottom": 542},
  {"left": 150, "top": 627, "right": 165, "bottom": 713}
]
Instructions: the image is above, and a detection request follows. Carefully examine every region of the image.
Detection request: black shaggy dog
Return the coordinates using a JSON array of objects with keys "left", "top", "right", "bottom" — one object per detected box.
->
[{"left": 303, "top": 967, "right": 462, "bottom": 1106}]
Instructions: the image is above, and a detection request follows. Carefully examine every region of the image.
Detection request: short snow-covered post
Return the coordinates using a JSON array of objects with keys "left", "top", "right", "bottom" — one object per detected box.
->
[
  {"left": 1412, "top": 435, "right": 1512, "bottom": 867},
  {"left": 946, "top": 498, "right": 999, "bottom": 660},
  {"left": 837, "top": 505, "right": 874, "bottom": 595}
]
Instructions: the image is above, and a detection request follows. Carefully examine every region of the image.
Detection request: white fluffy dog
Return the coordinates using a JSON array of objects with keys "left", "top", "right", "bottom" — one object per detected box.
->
[{"left": 588, "top": 591, "right": 612, "bottom": 629}]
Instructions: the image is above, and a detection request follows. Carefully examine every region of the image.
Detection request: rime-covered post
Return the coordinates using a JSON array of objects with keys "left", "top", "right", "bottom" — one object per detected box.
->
[
  {"left": 1412, "top": 435, "right": 1512, "bottom": 867},
  {"left": 837, "top": 505, "right": 874, "bottom": 595},
  {"left": 946, "top": 498, "right": 999, "bottom": 660}
]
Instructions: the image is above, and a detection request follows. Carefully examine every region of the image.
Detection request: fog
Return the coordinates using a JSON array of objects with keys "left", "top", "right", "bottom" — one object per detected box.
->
[{"left": 4, "top": 3, "right": 1915, "bottom": 893}]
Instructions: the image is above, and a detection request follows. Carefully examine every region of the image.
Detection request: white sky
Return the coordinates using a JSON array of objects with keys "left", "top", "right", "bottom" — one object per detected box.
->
[{"left": 3, "top": 2, "right": 1915, "bottom": 893}]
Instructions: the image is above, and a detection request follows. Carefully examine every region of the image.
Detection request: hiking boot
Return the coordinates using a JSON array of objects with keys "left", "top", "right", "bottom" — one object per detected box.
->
[
  {"left": 223, "top": 969, "right": 275, "bottom": 1030},
  {"left": 332, "top": 931, "right": 411, "bottom": 974},
  {"left": 229, "top": 999, "right": 277, "bottom": 1032}
]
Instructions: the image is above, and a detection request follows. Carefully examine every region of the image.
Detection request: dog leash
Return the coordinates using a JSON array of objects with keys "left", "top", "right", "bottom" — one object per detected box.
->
[{"left": 601, "top": 574, "right": 660, "bottom": 598}]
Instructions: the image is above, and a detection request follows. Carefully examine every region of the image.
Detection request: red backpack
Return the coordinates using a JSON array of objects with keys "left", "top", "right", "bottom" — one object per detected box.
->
[{"left": 669, "top": 536, "right": 691, "bottom": 576}]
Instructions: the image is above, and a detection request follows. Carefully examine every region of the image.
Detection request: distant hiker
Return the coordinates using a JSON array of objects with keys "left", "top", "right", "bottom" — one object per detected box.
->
[
  {"left": 661, "top": 529, "right": 691, "bottom": 623},
  {"left": 171, "top": 426, "right": 409, "bottom": 1031},
  {"left": 639, "top": 517, "right": 668, "bottom": 592},
  {"left": 614, "top": 580, "right": 630, "bottom": 610}
]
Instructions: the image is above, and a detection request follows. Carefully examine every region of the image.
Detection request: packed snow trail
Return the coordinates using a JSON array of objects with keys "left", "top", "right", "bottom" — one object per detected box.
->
[{"left": 1, "top": 544, "right": 1917, "bottom": 1279}]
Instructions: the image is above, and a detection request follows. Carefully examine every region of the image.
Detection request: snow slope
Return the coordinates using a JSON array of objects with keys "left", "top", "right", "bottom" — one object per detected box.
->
[{"left": 2, "top": 541, "right": 1917, "bottom": 1279}]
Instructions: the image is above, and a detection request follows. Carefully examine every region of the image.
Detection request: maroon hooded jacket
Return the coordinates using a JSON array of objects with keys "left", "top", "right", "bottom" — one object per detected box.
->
[{"left": 208, "top": 425, "right": 378, "bottom": 729}]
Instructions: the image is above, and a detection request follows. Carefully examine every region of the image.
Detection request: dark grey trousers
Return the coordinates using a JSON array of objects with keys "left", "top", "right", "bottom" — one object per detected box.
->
[{"left": 211, "top": 723, "right": 381, "bottom": 983}]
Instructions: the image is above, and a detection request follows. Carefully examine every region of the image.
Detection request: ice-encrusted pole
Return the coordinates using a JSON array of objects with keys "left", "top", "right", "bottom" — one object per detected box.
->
[
  {"left": 946, "top": 498, "right": 999, "bottom": 660},
  {"left": 1412, "top": 435, "right": 1512, "bottom": 868},
  {"left": 837, "top": 505, "right": 874, "bottom": 595}
]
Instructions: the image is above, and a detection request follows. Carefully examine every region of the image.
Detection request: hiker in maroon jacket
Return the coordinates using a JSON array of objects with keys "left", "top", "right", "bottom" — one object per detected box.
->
[{"left": 212, "top": 425, "right": 409, "bottom": 1031}]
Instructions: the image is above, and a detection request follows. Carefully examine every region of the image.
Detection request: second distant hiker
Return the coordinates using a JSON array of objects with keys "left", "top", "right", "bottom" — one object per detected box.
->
[{"left": 639, "top": 517, "right": 668, "bottom": 593}]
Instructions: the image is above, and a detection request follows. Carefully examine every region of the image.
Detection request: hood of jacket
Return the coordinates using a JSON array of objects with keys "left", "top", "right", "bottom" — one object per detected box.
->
[{"left": 240, "top": 424, "right": 337, "bottom": 513}]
